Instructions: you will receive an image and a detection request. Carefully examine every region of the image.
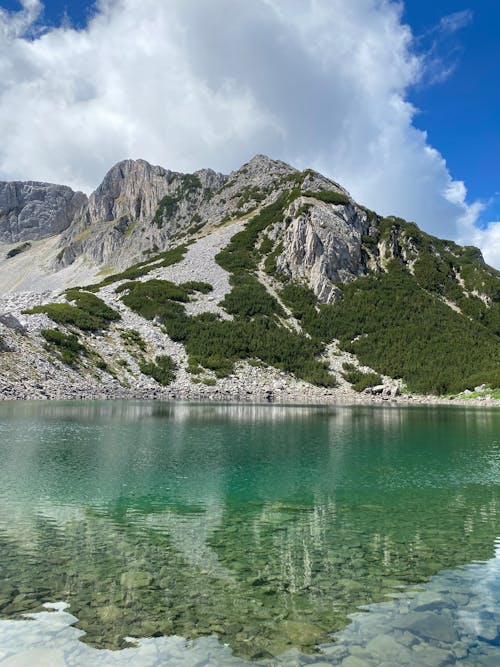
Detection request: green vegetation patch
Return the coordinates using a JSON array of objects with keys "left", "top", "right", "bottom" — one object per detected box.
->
[
  {"left": 65, "top": 289, "right": 121, "bottom": 324},
  {"left": 41, "top": 328, "right": 86, "bottom": 366},
  {"left": 87, "top": 245, "right": 189, "bottom": 290},
  {"left": 280, "top": 283, "right": 327, "bottom": 338},
  {"left": 181, "top": 281, "right": 213, "bottom": 294},
  {"left": 118, "top": 279, "right": 212, "bottom": 322},
  {"left": 259, "top": 235, "right": 274, "bottom": 255},
  {"left": 302, "top": 190, "right": 350, "bottom": 206},
  {"left": 26, "top": 290, "right": 120, "bottom": 332},
  {"left": 164, "top": 312, "right": 336, "bottom": 386},
  {"left": 221, "top": 274, "right": 285, "bottom": 318},
  {"left": 342, "top": 363, "right": 382, "bottom": 392},
  {"left": 280, "top": 268, "right": 500, "bottom": 395},
  {"left": 380, "top": 218, "right": 500, "bottom": 337},
  {"left": 139, "top": 355, "right": 177, "bottom": 386},
  {"left": 264, "top": 242, "right": 284, "bottom": 277},
  {"left": 324, "top": 264, "right": 500, "bottom": 395}
]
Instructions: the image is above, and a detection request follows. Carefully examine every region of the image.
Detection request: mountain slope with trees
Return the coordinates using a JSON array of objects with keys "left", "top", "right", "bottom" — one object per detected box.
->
[{"left": 1, "top": 155, "right": 499, "bottom": 399}]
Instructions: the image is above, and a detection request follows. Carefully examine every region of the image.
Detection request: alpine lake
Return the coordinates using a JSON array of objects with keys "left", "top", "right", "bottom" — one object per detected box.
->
[{"left": 1, "top": 401, "right": 500, "bottom": 666}]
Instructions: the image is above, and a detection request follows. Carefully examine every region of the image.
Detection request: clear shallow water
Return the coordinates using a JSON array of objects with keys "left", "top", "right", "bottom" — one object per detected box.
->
[{"left": 0, "top": 402, "right": 500, "bottom": 665}]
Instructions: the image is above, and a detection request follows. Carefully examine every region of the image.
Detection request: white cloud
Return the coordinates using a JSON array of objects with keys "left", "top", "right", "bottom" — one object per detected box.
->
[
  {"left": 0, "top": 0, "right": 496, "bottom": 264},
  {"left": 439, "top": 10, "right": 473, "bottom": 34},
  {"left": 416, "top": 10, "right": 473, "bottom": 86},
  {"left": 469, "top": 223, "right": 500, "bottom": 269}
]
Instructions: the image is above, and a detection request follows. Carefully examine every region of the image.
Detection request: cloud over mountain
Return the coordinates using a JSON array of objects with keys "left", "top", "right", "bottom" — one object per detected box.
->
[{"left": 0, "top": 0, "right": 494, "bottom": 263}]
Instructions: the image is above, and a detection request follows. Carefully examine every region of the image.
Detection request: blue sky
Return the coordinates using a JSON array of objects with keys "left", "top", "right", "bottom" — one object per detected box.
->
[
  {"left": 403, "top": 0, "right": 500, "bottom": 226},
  {"left": 0, "top": 0, "right": 499, "bottom": 264},
  {"left": 0, "top": 0, "right": 94, "bottom": 28}
]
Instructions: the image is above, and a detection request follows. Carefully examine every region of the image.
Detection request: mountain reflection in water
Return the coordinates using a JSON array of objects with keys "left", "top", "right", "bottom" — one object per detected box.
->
[{"left": 0, "top": 402, "right": 499, "bottom": 660}]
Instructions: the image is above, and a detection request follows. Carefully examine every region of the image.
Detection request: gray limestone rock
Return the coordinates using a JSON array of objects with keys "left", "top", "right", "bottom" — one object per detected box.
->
[
  {"left": 0, "top": 181, "right": 87, "bottom": 243},
  {"left": 275, "top": 196, "right": 370, "bottom": 304},
  {"left": 57, "top": 158, "right": 226, "bottom": 270}
]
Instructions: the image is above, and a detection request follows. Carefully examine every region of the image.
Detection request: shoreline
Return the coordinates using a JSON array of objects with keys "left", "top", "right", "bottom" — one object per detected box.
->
[{"left": 1, "top": 384, "right": 499, "bottom": 408}]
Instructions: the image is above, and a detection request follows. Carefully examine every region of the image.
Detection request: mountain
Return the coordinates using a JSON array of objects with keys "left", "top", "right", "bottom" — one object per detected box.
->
[{"left": 0, "top": 155, "right": 499, "bottom": 402}]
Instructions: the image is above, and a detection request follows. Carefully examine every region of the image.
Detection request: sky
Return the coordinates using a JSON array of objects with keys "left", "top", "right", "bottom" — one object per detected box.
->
[{"left": 0, "top": 1, "right": 499, "bottom": 266}]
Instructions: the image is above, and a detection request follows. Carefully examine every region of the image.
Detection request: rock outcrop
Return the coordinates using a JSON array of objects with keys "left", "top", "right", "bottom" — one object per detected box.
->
[
  {"left": 0, "top": 181, "right": 87, "bottom": 243},
  {"left": 57, "top": 159, "right": 227, "bottom": 270},
  {"left": 275, "top": 197, "right": 372, "bottom": 303}
]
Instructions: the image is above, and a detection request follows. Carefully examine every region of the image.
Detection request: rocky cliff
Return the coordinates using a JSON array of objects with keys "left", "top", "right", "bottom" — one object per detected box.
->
[
  {"left": 56, "top": 159, "right": 227, "bottom": 269},
  {"left": 0, "top": 181, "right": 86, "bottom": 243}
]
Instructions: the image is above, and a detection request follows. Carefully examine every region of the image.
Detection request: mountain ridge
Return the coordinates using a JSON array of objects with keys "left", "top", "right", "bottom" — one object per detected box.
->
[{"left": 0, "top": 154, "right": 499, "bottom": 402}]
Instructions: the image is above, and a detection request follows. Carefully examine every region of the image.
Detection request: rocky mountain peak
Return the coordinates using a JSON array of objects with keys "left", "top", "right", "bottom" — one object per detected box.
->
[
  {"left": 238, "top": 154, "right": 297, "bottom": 178},
  {"left": 86, "top": 158, "right": 174, "bottom": 225}
]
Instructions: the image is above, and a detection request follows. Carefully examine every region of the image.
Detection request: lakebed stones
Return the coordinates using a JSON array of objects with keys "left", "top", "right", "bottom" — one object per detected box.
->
[{"left": 393, "top": 611, "right": 458, "bottom": 644}]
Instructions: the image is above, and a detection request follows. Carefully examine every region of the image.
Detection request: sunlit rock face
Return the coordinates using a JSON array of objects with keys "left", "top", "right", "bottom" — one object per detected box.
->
[{"left": 57, "top": 159, "right": 227, "bottom": 270}]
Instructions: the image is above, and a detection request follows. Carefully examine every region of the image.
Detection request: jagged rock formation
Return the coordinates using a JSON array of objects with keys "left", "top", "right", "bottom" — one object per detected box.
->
[
  {"left": 0, "top": 181, "right": 86, "bottom": 243},
  {"left": 56, "top": 154, "right": 351, "bottom": 273},
  {"left": 57, "top": 159, "right": 227, "bottom": 269},
  {"left": 272, "top": 197, "right": 370, "bottom": 302}
]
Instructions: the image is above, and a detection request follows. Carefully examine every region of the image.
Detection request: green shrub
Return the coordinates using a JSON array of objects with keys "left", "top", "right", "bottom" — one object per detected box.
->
[
  {"left": 186, "top": 357, "right": 204, "bottom": 374},
  {"left": 27, "top": 303, "right": 101, "bottom": 331},
  {"left": 120, "top": 329, "right": 147, "bottom": 351},
  {"left": 119, "top": 280, "right": 189, "bottom": 321},
  {"left": 302, "top": 190, "right": 350, "bottom": 206},
  {"left": 342, "top": 363, "right": 382, "bottom": 392},
  {"left": 259, "top": 235, "right": 274, "bottom": 255},
  {"left": 27, "top": 290, "right": 119, "bottom": 332},
  {"left": 182, "top": 281, "right": 213, "bottom": 294},
  {"left": 41, "top": 328, "right": 86, "bottom": 366},
  {"left": 139, "top": 355, "right": 177, "bottom": 386},
  {"left": 263, "top": 242, "right": 284, "bottom": 276},
  {"left": 221, "top": 274, "right": 284, "bottom": 318},
  {"left": 65, "top": 290, "right": 121, "bottom": 324},
  {"left": 87, "top": 245, "right": 189, "bottom": 289},
  {"left": 116, "top": 279, "right": 189, "bottom": 301}
]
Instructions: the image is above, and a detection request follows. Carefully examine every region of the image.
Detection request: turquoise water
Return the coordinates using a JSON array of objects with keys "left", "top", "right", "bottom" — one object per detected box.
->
[{"left": 0, "top": 402, "right": 500, "bottom": 665}]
